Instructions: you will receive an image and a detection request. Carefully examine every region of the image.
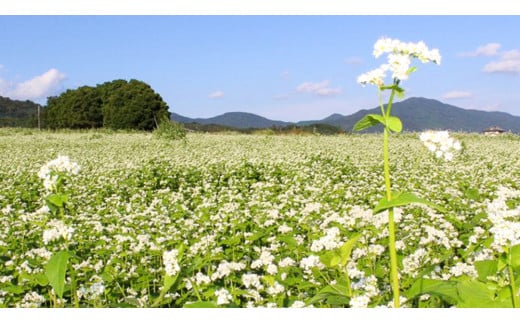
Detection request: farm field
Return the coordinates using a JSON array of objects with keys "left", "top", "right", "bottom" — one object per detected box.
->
[{"left": 1, "top": 129, "right": 519, "bottom": 307}]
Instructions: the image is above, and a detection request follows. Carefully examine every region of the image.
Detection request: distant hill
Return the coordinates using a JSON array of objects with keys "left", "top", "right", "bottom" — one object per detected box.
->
[
  {"left": 311, "top": 97, "right": 520, "bottom": 133},
  {"left": 171, "top": 111, "right": 291, "bottom": 129},
  {"left": 0, "top": 96, "right": 40, "bottom": 127},
  {"left": 172, "top": 97, "right": 520, "bottom": 133}
]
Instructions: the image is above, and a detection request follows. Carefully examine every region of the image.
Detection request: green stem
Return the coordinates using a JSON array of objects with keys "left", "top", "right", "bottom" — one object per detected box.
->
[
  {"left": 385, "top": 81, "right": 398, "bottom": 118},
  {"left": 344, "top": 268, "right": 353, "bottom": 297},
  {"left": 382, "top": 88, "right": 400, "bottom": 308},
  {"left": 508, "top": 248, "right": 519, "bottom": 308}
]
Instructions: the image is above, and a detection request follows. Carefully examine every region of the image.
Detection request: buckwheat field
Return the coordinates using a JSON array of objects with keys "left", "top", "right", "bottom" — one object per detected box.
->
[{"left": 1, "top": 129, "right": 519, "bottom": 307}]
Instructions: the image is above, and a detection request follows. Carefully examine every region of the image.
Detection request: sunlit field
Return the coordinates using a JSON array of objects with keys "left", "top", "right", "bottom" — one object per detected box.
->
[{"left": 1, "top": 129, "right": 519, "bottom": 307}]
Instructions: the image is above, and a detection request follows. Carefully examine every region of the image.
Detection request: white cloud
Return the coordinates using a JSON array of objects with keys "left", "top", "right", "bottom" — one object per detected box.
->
[
  {"left": 209, "top": 90, "right": 224, "bottom": 99},
  {"left": 296, "top": 80, "right": 341, "bottom": 97},
  {"left": 483, "top": 49, "right": 520, "bottom": 74},
  {"left": 442, "top": 91, "right": 472, "bottom": 100},
  {"left": 0, "top": 68, "right": 66, "bottom": 101},
  {"left": 459, "top": 43, "right": 501, "bottom": 57}
]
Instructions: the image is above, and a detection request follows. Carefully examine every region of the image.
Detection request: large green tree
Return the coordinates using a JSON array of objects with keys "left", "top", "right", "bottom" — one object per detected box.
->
[
  {"left": 45, "top": 86, "right": 103, "bottom": 129},
  {"left": 100, "top": 79, "right": 170, "bottom": 130},
  {"left": 45, "top": 79, "right": 170, "bottom": 130}
]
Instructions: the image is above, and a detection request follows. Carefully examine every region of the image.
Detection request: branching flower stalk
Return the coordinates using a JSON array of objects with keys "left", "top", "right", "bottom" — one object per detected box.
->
[{"left": 354, "top": 37, "right": 441, "bottom": 307}]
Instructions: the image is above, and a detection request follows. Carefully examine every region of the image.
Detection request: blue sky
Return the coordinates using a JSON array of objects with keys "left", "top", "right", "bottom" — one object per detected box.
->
[{"left": 0, "top": 15, "right": 519, "bottom": 121}]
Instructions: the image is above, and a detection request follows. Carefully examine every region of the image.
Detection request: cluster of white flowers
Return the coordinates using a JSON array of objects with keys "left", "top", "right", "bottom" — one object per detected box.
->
[
  {"left": 42, "top": 219, "right": 74, "bottom": 244},
  {"left": 278, "top": 256, "right": 296, "bottom": 268},
  {"left": 251, "top": 250, "right": 275, "bottom": 269},
  {"left": 290, "top": 300, "right": 307, "bottom": 308},
  {"left": 299, "top": 255, "right": 324, "bottom": 272},
  {"left": 242, "top": 273, "right": 263, "bottom": 289},
  {"left": 351, "top": 275, "right": 380, "bottom": 298},
  {"left": 402, "top": 248, "right": 429, "bottom": 277},
  {"left": 449, "top": 262, "right": 478, "bottom": 278},
  {"left": 37, "top": 155, "right": 80, "bottom": 191},
  {"left": 277, "top": 223, "right": 293, "bottom": 233},
  {"left": 419, "top": 130, "right": 462, "bottom": 161},
  {"left": 17, "top": 291, "right": 46, "bottom": 308},
  {"left": 486, "top": 186, "right": 520, "bottom": 251},
  {"left": 310, "top": 226, "right": 342, "bottom": 252},
  {"left": 358, "top": 37, "right": 441, "bottom": 87},
  {"left": 163, "top": 249, "right": 180, "bottom": 277},
  {"left": 215, "top": 288, "right": 232, "bottom": 305},
  {"left": 77, "top": 281, "right": 105, "bottom": 301},
  {"left": 211, "top": 260, "right": 245, "bottom": 280},
  {"left": 349, "top": 295, "right": 371, "bottom": 308},
  {"left": 266, "top": 282, "right": 285, "bottom": 296},
  {"left": 373, "top": 37, "right": 441, "bottom": 64}
]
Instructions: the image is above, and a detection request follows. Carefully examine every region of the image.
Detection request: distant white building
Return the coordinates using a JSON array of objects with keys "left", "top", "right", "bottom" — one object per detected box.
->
[{"left": 482, "top": 126, "right": 506, "bottom": 135}]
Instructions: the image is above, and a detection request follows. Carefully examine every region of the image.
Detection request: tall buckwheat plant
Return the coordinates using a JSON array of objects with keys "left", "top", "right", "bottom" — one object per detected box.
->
[
  {"left": 354, "top": 37, "right": 447, "bottom": 307},
  {"left": 37, "top": 155, "right": 80, "bottom": 306}
]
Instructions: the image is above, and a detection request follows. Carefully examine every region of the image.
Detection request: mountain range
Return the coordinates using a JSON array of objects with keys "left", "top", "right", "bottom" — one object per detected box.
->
[{"left": 171, "top": 97, "right": 520, "bottom": 133}]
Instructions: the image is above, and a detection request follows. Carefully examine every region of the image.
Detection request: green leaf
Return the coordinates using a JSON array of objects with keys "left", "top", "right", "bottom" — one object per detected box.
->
[
  {"left": 34, "top": 273, "right": 49, "bottom": 286},
  {"left": 352, "top": 114, "right": 385, "bottom": 132},
  {"left": 338, "top": 234, "right": 361, "bottom": 267},
  {"left": 3, "top": 285, "right": 25, "bottom": 294},
  {"left": 394, "top": 86, "right": 406, "bottom": 99},
  {"left": 373, "top": 191, "right": 446, "bottom": 214},
  {"left": 308, "top": 284, "right": 351, "bottom": 305},
  {"left": 474, "top": 260, "right": 498, "bottom": 282},
  {"left": 320, "top": 234, "right": 360, "bottom": 268},
  {"left": 183, "top": 301, "right": 218, "bottom": 308},
  {"left": 509, "top": 244, "right": 520, "bottom": 270},
  {"left": 163, "top": 274, "right": 178, "bottom": 293},
  {"left": 405, "top": 278, "right": 460, "bottom": 304},
  {"left": 320, "top": 252, "right": 341, "bottom": 268},
  {"left": 457, "top": 280, "right": 511, "bottom": 308},
  {"left": 45, "top": 251, "right": 71, "bottom": 299},
  {"left": 47, "top": 193, "right": 69, "bottom": 208},
  {"left": 387, "top": 116, "right": 403, "bottom": 133}
]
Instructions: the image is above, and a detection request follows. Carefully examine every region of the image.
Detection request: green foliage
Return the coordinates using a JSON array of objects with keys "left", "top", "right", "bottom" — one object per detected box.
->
[
  {"left": 0, "top": 95, "right": 40, "bottom": 127},
  {"left": 101, "top": 79, "right": 169, "bottom": 130},
  {"left": 45, "top": 86, "right": 103, "bottom": 129},
  {"left": 320, "top": 234, "right": 361, "bottom": 268},
  {"left": 353, "top": 114, "right": 402, "bottom": 133},
  {"left": 373, "top": 191, "right": 446, "bottom": 214},
  {"left": 44, "top": 79, "right": 170, "bottom": 130},
  {"left": 153, "top": 115, "right": 187, "bottom": 141},
  {"left": 45, "top": 251, "right": 71, "bottom": 300}
]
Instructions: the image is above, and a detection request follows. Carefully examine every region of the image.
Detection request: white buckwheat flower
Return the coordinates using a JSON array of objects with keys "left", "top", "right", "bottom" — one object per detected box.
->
[
  {"left": 163, "top": 249, "right": 180, "bottom": 277},
  {"left": 18, "top": 291, "right": 46, "bottom": 308},
  {"left": 360, "top": 37, "right": 440, "bottom": 86},
  {"left": 38, "top": 155, "right": 80, "bottom": 191},
  {"left": 215, "top": 288, "right": 232, "bottom": 305},
  {"left": 349, "top": 295, "right": 371, "bottom": 308},
  {"left": 419, "top": 130, "right": 461, "bottom": 161},
  {"left": 43, "top": 219, "right": 74, "bottom": 244},
  {"left": 486, "top": 186, "right": 520, "bottom": 251},
  {"left": 357, "top": 64, "right": 389, "bottom": 87}
]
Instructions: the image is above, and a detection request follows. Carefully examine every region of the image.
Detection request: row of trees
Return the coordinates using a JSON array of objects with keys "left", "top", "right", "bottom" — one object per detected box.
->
[{"left": 45, "top": 79, "right": 170, "bottom": 130}]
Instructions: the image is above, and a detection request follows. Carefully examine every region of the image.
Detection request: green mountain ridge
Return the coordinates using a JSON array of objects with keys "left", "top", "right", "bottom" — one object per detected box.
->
[
  {"left": 172, "top": 97, "right": 520, "bottom": 133},
  {"left": 0, "top": 96, "right": 41, "bottom": 127}
]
